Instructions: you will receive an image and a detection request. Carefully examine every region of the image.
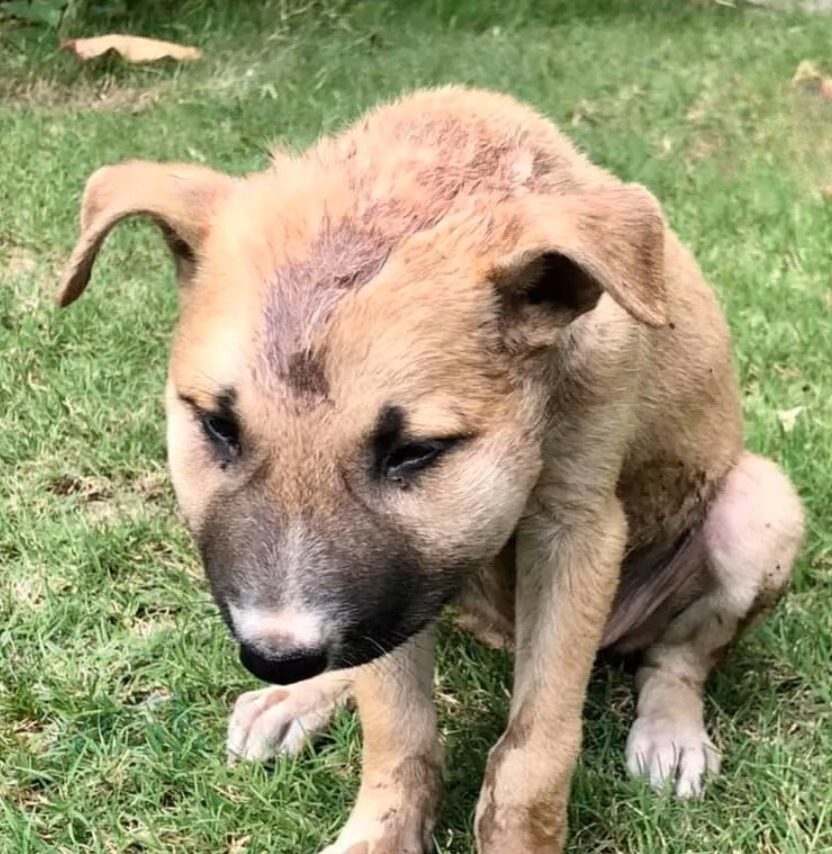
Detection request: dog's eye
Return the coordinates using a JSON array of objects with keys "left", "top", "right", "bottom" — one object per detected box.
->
[
  {"left": 383, "top": 439, "right": 456, "bottom": 482},
  {"left": 200, "top": 412, "right": 240, "bottom": 458}
]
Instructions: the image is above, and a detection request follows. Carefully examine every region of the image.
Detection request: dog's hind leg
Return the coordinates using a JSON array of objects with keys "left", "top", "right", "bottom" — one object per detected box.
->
[
  {"left": 227, "top": 670, "right": 353, "bottom": 763},
  {"left": 625, "top": 452, "right": 803, "bottom": 796}
]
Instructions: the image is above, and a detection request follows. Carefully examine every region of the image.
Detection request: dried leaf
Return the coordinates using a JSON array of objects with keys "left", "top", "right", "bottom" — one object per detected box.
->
[
  {"left": 61, "top": 34, "right": 201, "bottom": 64},
  {"left": 792, "top": 60, "right": 820, "bottom": 83},
  {"left": 226, "top": 836, "right": 252, "bottom": 854},
  {"left": 570, "top": 99, "right": 596, "bottom": 128},
  {"left": 776, "top": 406, "right": 803, "bottom": 433},
  {"left": 791, "top": 59, "right": 832, "bottom": 99}
]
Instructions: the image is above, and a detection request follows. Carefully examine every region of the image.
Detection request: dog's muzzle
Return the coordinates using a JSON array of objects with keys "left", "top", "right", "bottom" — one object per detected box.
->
[{"left": 238, "top": 642, "right": 329, "bottom": 685}]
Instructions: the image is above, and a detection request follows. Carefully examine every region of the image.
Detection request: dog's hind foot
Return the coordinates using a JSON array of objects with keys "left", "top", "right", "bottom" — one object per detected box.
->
[
  {"left": 226, "top": 672, "right": 352, "bottom": 763},
  {"left": 626, "top": 709, "right": 721, "bottom": 797},
  {"left": 625, "top": 453, "right": 802, "bottom": 798}
]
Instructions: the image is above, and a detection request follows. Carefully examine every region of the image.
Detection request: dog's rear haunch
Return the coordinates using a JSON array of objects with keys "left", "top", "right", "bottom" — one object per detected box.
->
[{"left": 59, "top": 87, "right": 803, "bottom": 853}]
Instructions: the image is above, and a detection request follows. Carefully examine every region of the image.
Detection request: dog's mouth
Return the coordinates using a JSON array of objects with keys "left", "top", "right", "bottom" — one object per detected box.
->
[
  {"left": 329, "top": 579, "right": 465, "bottom": 672},
  {"left": 216, "top": 554, "right": 472, "bottom": 685},
  {"left": 238, "top": 643, "right": 330, "bottom": 685},
  {"left": 330, "top": 614, "right": 434, "bottom": 670},
  {"left": 233, "top": 589, "right": 457, "bottom": 686},
  {"left": 234, "top": 613, "right": 435, "bottom": 686}
]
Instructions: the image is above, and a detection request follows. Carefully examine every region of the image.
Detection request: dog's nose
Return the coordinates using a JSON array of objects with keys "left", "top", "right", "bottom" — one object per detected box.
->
[
  {"left": 227, "top": 604, "right": 332, "bottom": 683},
  {"left": 228, "top": 605, "right": 331, "bottom": 683},
  {"left": 239, "top": 642, "right": 328, "bottom": 685}
]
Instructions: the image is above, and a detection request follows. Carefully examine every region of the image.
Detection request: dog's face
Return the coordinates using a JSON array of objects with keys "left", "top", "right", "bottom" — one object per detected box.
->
[
  {"left": 59, "top": 146, "right": 665, "bottom": 684},
  {"left": 164, "top": 209, "right": 543, "bottom": 682}
]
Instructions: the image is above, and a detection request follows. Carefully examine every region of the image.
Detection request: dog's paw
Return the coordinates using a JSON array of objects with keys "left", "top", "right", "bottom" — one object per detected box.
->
[
  {"left": 227, "top": 678, "right": 349, "bottom": 764},
  {"left": 318, "top": 760, "right": 440, "bottom": 854},
  {"left": 317, "top": 813, "right": 433, "bottom": 854},
  {"left": 626, "top": 715, "right": 721, "bottom": 797},
  {"left": 319, "top": 845, "right": 371, "bottom": 854}
]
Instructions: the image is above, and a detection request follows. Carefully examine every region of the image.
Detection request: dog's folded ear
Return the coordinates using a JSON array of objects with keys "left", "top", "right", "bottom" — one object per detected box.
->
[
  {"left": 491, "top": 182, "right": 667, "bottom": 350},
  {"left": 57, "top": 161, "right": 234, "bottom": 307}
]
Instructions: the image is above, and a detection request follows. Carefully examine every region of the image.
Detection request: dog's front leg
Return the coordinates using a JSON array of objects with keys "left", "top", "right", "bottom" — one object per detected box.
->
[
  {"left": 475, "top": 497, "right": 626, "bottom": 853},
  {"left": 321, "top": 627, "right": 441, "bottom": 854}
]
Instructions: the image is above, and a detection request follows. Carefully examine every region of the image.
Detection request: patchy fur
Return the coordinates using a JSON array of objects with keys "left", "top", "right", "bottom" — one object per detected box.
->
[{"left": 59, "top": 86, "right": 804, "bottom": 853}]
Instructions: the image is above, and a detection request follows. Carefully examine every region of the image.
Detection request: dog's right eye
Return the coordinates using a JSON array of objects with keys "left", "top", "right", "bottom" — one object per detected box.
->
[{"left": 200, "top": 412, "right": 240, "bottom": 461}]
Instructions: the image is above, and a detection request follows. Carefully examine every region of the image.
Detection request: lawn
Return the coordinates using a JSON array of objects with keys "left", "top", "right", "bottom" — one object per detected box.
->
[{"left": 1, "top": 1, "right": 831, "bottom": 851}]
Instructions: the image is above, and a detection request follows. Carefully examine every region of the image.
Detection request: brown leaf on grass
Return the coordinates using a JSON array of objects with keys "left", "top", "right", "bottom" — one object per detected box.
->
[
  {"left": 776, "top": 406, "right": 803, "bottom": 433},
  {"left": 61, "top": 34, "right": 201, "bottom": 64},
  {"left": 791, "top": 60, "right": 832, "bottom": 100}
]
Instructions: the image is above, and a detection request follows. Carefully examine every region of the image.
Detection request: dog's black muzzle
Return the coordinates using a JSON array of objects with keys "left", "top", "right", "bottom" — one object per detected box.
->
[{"left": 238, "top": 643, "right": 329, "bottom": 685}]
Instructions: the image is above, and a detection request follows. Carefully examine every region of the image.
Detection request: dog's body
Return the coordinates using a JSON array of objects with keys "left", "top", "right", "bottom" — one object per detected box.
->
[{"left": 59, "top": 88, "right": 804, "bottom": 853}]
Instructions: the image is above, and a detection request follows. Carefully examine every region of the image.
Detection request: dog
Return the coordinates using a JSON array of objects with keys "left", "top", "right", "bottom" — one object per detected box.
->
[{"left": 58, "top": 86, "right": 804, "bottom": 853}]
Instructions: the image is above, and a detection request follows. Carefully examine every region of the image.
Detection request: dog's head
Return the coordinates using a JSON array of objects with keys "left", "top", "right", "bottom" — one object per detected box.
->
[{"left": 59, "top": 120, "right": 665, "bottom": 684}]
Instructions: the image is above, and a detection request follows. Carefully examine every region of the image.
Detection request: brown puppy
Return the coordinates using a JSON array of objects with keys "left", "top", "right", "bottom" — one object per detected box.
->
[{"left": 59, "top": 87, "right": 804, "bottom": 853}]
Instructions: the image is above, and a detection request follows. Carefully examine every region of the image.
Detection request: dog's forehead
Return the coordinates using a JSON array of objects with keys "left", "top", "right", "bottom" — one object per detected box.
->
[
  {"left": 203, "top": 206, "right": 497, "bottom": 396},
  {"left": 177, "top": 116, "right": 542, "bottom": 411},
  {"left": 253, "top": 218, "right": 391, "bottom": 397}
]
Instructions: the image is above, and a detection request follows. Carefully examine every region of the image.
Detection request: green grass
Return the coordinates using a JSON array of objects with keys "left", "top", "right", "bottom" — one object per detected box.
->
[{"left": 2, "top": 1, "right": 831, "bottom": 851}]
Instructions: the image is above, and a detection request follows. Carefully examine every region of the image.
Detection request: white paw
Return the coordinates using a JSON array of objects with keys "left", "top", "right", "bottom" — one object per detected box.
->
[
  {"left": 227, "top": 678, "right": 348, "bottom": 764},
  {"left": 317, "top": 793, "right": 436, "bottom": 854},
  {"left": 319, "top": 842, "right": 369, "bottom": 854},
  {"left": 318, "top": 821, "right": 429, "bottom": 854},
  {"left": 626, "top": 715, "right": 721, "bottom": 798},
  {"left": 319, "top": 824, "right": 382, "bottom": 854}
]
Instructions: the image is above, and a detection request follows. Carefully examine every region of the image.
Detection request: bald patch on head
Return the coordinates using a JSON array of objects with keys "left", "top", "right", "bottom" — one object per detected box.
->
[
  {"left": 252, "top": 108, "right": 567, "bottom": 403},
  {"left": 255, "top": 220, "right": 390, "bottom": 398}
]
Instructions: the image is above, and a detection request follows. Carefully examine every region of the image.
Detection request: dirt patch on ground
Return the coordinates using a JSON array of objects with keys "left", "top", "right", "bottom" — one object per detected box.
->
[
  {"left": 2, "top": 77, "right": 163, "bottom": 113},
  {"left": 46, "top": 474, "right": 113, "bottom": 502},
  {"left": 43, "top": 469, "right": 172, "bottom": 525},
  {"left": 2, "top": 242, "right": 64, "bottom": 320},
  {"left": 132, "top": 470, "right": 169, "bottom": 502},
  {"left": 4, "top": 246, "right": 39, "bottom": 278}
]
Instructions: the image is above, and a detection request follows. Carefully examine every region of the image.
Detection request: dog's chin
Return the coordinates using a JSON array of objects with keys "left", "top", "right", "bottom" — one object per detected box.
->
[{"left": 330, "top": 615, "right": 435, "bottom": 671}]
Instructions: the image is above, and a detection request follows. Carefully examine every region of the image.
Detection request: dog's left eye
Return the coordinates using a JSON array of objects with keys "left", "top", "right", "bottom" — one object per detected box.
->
[
  {"left": 200, "top": 412, "right": 240, "bottom": 458},
  {"left": 382, "top": 439, "right": 456, "bottom": 482}
]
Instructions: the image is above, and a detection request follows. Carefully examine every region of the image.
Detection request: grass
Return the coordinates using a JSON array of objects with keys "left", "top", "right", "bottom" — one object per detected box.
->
[{"left": 1, "top": 0, "right": 831, "bottom": 851}]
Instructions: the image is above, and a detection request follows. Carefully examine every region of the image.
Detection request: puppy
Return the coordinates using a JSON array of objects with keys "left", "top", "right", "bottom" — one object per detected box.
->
[{"left": 58, "top": 86, "right": 804, "bottom": 853}]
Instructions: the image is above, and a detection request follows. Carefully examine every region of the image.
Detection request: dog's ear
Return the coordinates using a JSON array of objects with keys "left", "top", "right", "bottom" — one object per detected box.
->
[
  {"left": 57, "top": 161, "right": 234, "bottom": 307},
  {"left": 491, "top": 183, "right": 667, "bottom": 350}
]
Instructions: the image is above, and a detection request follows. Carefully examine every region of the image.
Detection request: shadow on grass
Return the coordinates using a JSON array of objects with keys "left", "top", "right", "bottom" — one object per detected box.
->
[
  {"left": 432, "top": 624, "right": 640, "bottom": 846},
  {"left": 430, "top": 619, "right": 802, "bottom": 850}
]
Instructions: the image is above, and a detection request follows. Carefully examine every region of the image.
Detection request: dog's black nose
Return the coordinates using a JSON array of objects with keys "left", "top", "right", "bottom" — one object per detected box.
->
[{"left": 238, "top": 643, "right": 328, "bottom": 685}]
